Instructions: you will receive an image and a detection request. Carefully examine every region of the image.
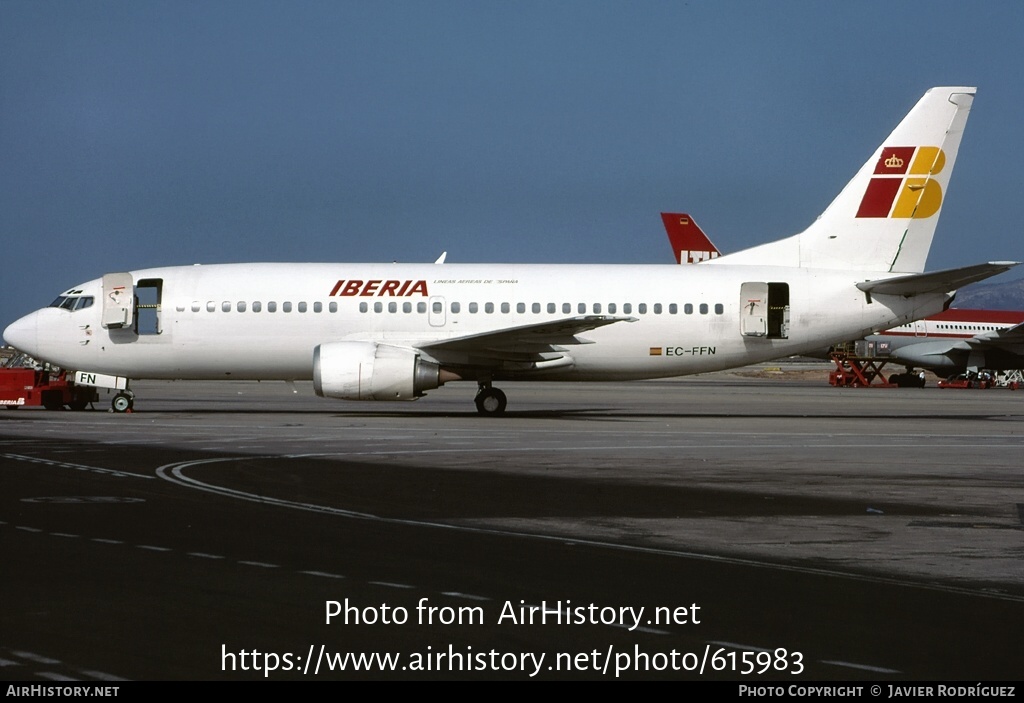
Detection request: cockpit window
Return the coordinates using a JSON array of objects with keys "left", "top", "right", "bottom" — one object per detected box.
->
[{"left": 48, "top": 295, "right": 94, "bottom": 311}]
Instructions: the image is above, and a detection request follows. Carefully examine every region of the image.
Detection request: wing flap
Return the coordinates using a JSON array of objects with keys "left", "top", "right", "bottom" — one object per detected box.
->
[{"left": 418, "top": 315, "right": 636, "bottom": 366}]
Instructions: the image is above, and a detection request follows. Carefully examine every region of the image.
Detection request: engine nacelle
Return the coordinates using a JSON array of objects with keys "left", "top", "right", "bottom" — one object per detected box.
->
[{"left": 313, "top": 341, "right": 442, "bottom": 401}]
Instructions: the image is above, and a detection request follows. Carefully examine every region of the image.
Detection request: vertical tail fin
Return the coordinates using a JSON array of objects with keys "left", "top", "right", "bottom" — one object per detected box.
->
[
  {"left": 709, "top": 87, "right": 976, "bottom": 273},
  {"left": 660, "top": 213, "right": 722, "bottom": 263}
]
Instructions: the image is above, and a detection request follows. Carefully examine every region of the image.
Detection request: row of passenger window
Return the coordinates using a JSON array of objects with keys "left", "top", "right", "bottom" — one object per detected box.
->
[
  {"left": 184, "top": 300, "right": 727, "bottom": 316},
  {"left": 187, "top": 301, "right": 338, "bottom": 313},
  {"left": 359, "top": 301, "right": 726, "bottom": 315}
]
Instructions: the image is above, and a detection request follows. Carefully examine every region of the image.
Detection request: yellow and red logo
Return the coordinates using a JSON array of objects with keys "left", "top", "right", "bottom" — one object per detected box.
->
[{"left": 855, "top": 146, "right": 945, "bottom": 218}]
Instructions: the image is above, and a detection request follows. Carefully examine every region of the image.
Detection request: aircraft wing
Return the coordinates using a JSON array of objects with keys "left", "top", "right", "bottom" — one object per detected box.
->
[
  {"left": 966, "top": 320, "right": 1024, "bottom": 344},
  {"left": 856, "top": 262, "right": 1019, "bottom": 297},
  {"left": 418, "top": 315, "right": 637, "bottom": 366}
]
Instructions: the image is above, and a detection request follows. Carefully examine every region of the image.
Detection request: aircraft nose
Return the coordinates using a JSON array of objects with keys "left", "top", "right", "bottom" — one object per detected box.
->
[{"left": 3, "top": 312, "right": 38, "bottom": 355}]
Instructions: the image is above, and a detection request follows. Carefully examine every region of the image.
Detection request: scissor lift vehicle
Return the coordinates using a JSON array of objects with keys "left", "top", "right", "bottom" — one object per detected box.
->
[{"left": 828, "top": 348, "right": 897, "bottom": 388}]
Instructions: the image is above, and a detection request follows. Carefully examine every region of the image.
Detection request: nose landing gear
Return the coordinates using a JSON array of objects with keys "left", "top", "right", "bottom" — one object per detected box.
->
[{"left": 111, "top": 390, "right": 135, "bottom": 413}]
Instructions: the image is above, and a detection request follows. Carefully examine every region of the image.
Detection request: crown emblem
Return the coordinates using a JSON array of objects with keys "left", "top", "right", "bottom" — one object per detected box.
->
[{"left": 885, "top": 153, "right": 904, "bottom": 169}]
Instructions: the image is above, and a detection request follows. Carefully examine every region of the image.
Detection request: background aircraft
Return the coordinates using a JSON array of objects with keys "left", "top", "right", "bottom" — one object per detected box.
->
[{"left": 867, "top": 308, "right": 1024, "bottom": 376}]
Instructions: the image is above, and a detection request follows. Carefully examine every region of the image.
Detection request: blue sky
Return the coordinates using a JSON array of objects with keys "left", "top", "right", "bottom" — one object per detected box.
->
[{"left": 3, "top": 1, "right": 1023, "bottom": 325}]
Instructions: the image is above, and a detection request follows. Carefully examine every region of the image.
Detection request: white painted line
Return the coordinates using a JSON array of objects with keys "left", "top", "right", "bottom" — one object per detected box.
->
[
  {"left": 137, "top": 545, "right": 171, "bottom": 552},
  {"left": 299, "top": 571, "right": 345, "bottom": 579},
  {"left": 12, "top": 651, "right": 61, "bottom": 664},
  {"left": 821, "top": 659, "right": 901, "bottom": 674},
  {"left": 37, "top": 672, "right": 79, "bottom": 682},
  {"left": 369, "top": 581, "right": 414, "bottom": 589},
  {"left": 441, "top": 592, "right": 490, "bottom": 601},
  {"left": 78, "top": 670, "right": 129, "bottom": 681},
  {"left": 1, "top": 453, "right": 154, "bottom": 479}
]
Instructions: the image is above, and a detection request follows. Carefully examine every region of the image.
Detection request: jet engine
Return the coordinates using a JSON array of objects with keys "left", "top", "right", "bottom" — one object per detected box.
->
[{"left": 313, "top": 341, "right": 445, "bottom": 401}]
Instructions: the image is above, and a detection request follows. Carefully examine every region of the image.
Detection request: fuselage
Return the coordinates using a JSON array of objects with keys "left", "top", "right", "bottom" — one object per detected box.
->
[
  {"left": 867, "top": 308, "right": 1024, "bottom": 373},
  {"left": 4, "top": 262, "right": 948, "bottom": 384}
]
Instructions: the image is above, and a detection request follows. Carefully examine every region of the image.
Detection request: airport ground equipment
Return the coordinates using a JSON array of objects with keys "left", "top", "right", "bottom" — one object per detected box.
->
[
  {"left": 996, "top": 370, "right": 1023, "bottom": 390},
  {"left": 0, "top": 367, "right": 99, "bottom": 410},
  {"left": 827, "top": 347, "right": 897, "bottom": 388}
]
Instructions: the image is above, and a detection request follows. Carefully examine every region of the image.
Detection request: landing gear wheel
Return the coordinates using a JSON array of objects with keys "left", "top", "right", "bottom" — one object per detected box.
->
[
  {"left": 474, "top": 387, "right": 507, "bottom": 416},
  {"left": 111, "top": 392, "right": 134, "bottom": 413}
]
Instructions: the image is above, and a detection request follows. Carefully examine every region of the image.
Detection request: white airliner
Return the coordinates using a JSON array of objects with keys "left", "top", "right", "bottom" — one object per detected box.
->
[
  {"left": 3, "top": 87, "right": 1018, "bottom": 414},
  {"left": 867, "top": 308, "right": 1024, "bottom": 375}
]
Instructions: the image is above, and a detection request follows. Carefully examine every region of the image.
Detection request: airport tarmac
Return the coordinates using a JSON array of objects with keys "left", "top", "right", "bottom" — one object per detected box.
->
[{"left": 1, "top": 365, "right": 1022, "bottom": 680}]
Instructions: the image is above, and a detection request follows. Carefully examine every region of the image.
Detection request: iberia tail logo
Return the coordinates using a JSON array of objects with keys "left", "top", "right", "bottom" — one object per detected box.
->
[{"left": 855, "top": 146, "right": 945, "bottom": 218}]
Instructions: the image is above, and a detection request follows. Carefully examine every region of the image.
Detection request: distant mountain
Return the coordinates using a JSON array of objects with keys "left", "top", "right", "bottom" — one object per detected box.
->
[{"left": 952, "top": 277, "right": 1024, "bottom": 311}]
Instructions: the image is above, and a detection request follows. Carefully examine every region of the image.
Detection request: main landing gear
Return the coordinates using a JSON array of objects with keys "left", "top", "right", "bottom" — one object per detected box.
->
[
  {"left": 111, "top": 390, "right": 135, "bottom": 413},
  {"left": 474, "top": 383, "right": 507, "bottom": 416}
]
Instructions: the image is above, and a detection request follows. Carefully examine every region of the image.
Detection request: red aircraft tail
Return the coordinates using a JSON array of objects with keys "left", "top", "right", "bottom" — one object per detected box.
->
[{"left": 660, "top": 213, "right": 722, "bottom": 264}]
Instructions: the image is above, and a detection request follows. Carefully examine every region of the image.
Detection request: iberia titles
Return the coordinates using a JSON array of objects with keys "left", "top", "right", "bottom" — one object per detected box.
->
[{"left": 329, "top": 279, "right": 429, "bottom": 297}]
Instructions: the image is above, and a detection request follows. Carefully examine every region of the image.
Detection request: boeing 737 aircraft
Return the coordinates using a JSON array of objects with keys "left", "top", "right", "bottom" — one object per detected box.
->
[{"left": 3, "top": 87, "right": 1018, "bottom": 414}]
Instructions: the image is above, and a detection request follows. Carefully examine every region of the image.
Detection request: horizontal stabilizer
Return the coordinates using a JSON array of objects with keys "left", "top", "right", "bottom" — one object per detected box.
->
[{"left": 857, "top": 261, "right": 1019, "bottom": 297}]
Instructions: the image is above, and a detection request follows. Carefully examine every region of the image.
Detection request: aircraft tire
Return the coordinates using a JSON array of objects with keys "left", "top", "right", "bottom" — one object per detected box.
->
[
  {"left": 474, "top": 387, "right": 507, "bottom": 416},
  {"left": 111, "top": 393, "right": 133, "bottom": 413}
]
